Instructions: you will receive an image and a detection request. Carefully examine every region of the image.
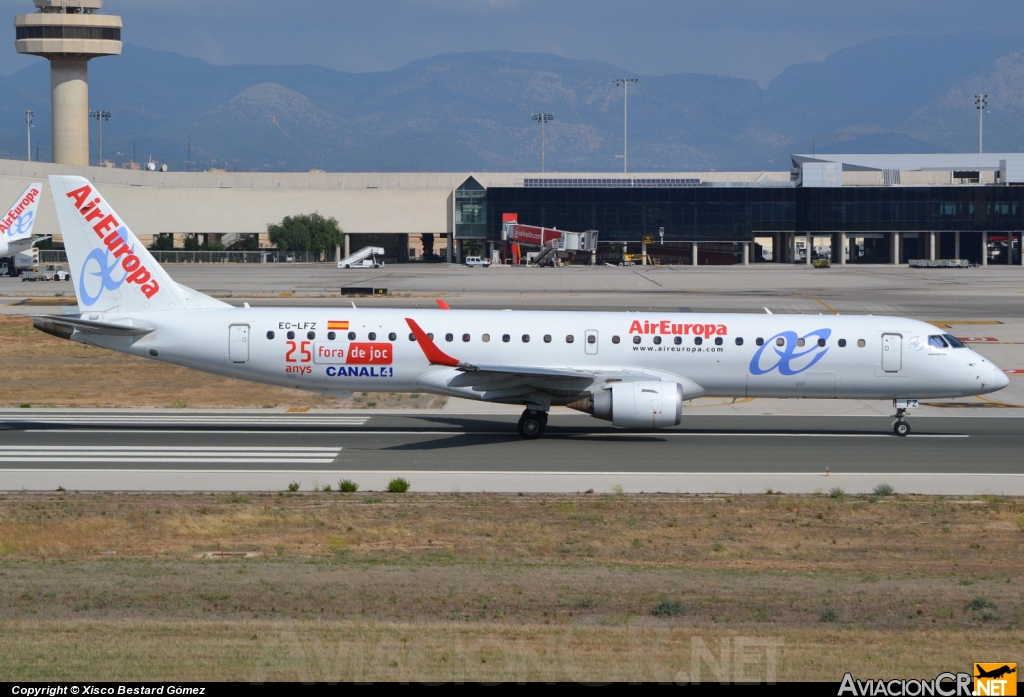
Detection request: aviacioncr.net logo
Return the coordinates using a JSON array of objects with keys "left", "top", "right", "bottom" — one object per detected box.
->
[
  {"left": 749, "top": 329, "right": 832, "bottom": 376},
  {"left": 79, "top": 246, "right": 131, "bottom": 307}
]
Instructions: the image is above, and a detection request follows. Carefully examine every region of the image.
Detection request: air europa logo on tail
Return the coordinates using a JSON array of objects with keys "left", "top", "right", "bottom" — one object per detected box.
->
[
  {"left": 1, "top": 186, "right": 40, "bottom": 236},
  {"left": 66, "top": 185, "right": 160, "bottom": 300},
  {"left": 629, "top": 320, "right": 727, "bottom": 339}
]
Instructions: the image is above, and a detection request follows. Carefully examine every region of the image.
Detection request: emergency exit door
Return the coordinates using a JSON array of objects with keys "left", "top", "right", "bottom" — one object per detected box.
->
[
  {"left": 229, "top": 324, "right": 250, "bottom": 363},
  {"left": 881, "top": 333, "right": 902, "bottom": 372}
]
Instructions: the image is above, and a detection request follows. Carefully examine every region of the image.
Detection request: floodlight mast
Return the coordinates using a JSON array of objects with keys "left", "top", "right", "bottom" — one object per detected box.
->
[
  {"left": 25, "top": 110, "right": 33, "bottom": 162},
  {"left": 614, "top": 78, "right": 638, "bottom": 173},
  {"left": 531, "top": 113, "right": 554, "bottom": 172},
  {"left": 974, "top": 94, "right": 988, "bottom": 154},
  {"left": 89, "top": 109, "right": 111, "bottom": 165}
]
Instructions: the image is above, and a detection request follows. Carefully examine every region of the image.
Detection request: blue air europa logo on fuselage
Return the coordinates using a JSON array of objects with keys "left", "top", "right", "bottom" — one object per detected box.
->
[{"left": 749, "top": 329, "right": 832, "bottom": 376}]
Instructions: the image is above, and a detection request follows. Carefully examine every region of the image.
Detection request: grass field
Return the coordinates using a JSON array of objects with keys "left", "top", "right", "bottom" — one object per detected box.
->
[
  {"left": 0, "top": 490, "right": 1021, "bottom": 681},
  {"left": 0, "top": 314, "right": 444, "bottom": 409}
]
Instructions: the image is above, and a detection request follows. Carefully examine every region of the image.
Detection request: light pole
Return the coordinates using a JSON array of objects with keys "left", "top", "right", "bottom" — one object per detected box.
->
[
  {"left": 974, "top": 94, "right": 988, "bottom": 154},
  {"left": 25, "top": 110, "right": 33, "bottom": 162},
  {"left": 614, "top": 78, "right": 638, "bottom": 173},
  {"left": 531, "top": 113, "right": 554, "bottom": 172},
  {"left": 89, "top": 110, "right": 112, "bottom": 165}
]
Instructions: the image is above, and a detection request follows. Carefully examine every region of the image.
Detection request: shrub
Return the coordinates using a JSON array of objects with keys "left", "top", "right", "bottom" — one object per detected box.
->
[
  {"left": 711, "top": 542, "right": 725, "bottom": 552},
  {"left": 829, "top": 487, "right": 845, "bottom": 499},
  {"left": 287, "top": 481, "right": 300, "bottom": 492},
  {"left": 321, "top": 483, "right": 332, "bottom": 492},
  {"left": 339, "top": 479, "right": 359, "bottom": 493},
  {"left": 1016, "top": 515, "right": 1024, "bottom": 533},
  {"left": 387, "top": 477, "right": 410, "bottom": 493},
  {"left": 819, "top": 607, "right": 839, "bottom": 623},
  {"left": 873, "top": 483, "right": 895, "bottom": 497},
  {"left": 652, "top": 599, "right": 684, "bottom": 617},
  {"left": 19, "top": 403, "right": 29, "bottom": 408},
  {"left": 966, "top": 597, "right": 997, "bottom": 612}
]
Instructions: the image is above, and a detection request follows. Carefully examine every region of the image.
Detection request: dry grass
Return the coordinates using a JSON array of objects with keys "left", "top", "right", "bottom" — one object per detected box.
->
[
  {"left": 0, "top": 315, "right": 444, "bottom": 408},
  {"left": 1, "top": 491, "right": 1021, "bottom": 680},
  {"left": 0, "top": 620, "right": 1019, "bottom": 682}
]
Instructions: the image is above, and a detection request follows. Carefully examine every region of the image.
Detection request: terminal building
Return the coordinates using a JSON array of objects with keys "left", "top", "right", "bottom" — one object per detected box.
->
[{"left": 2, "top": 152, "right": 1022, "bottom": 266}]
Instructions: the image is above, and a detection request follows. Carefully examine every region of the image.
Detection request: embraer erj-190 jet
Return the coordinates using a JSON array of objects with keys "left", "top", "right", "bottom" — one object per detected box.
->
[
  {"left": 32, "top": 175, "right": 1009, "bottom": 438},
  {"left": 0, "top": 182, "right": 43, "bottom": 259}
]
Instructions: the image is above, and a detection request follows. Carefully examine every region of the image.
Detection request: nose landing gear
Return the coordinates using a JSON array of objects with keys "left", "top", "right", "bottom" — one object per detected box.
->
[
  {"left": 893, "top": 413, "right": 911, "bottom": 437},
  {"left": 518, "top": 409, "right": 548, "bottom": 439}
]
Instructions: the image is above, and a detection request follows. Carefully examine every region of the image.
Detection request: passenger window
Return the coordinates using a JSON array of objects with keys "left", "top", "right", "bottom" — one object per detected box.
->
[
  {"left": 817, "top": 338, "right": 826, "bottom": 347},
  {"left": 857, "top": 339, "right": 866, "bottom": 347},
  {"left": 838, "top": 339, "right": 846, "bottom": 347},
  {"left": 714, "top": 337, "right": 723, "bottom": 346},
  {"left": 445, "top": 333, "right": 453, "bottom": 342},
  {"left": 389, "top": 332, "right": 397, "bottom": 341},
  {"left": 776, "top": 337, "right": 785, "bottom": 347},
  {"left": 427, "top": 333, "right": 434, "bottom": 340},
  {"left": 612, "top": 335, "right": 620, "bottom": 344},
  {"left": 543, "top": 335, "right": 552, "bottom": 343},
  {"left": 566, "top": 335, "right": 574, "bottom": 343},
  {"left": 735, "top": 337, "right": 743, "bottom": 346},
  {"left": 942, "top": 334, "right": 966, "bottom": 348},
  {"left": 694, "top": 337, "right": 703, "bottom": 345},
  {"left": 674, "top": 336, "right": 682, "bottom": 345},
  {"left": 287, "top": 330, "right": 295, "bottom": 340},
  {"left": 462, "top": 334, "right": 470, "bottom": 342},
  {"left": 327, "top": 331, "right": 336, "bottom": 340},
  {"left": 266, "top": 331, "right": 275, "bottom": 340},
  {"left": 797, "top": 338, "right": 805, "bottom": 347},
  {"left": 756, "top": 338, "right": 764, "bottom": 346},
  {"left": 409, "top": 333, "right": 416, "bottom": 341},
  {"left": 653, "top": 336, "right": 662, "bottom": 345},
  {"left": 633, "top": 336, "right": 641, "bottom": 345},
  {"left": 587, "top": 335, "right": 596, "bottom": 344},
  {"left": 522, "top": 334, "right": 530, "bottom": 343},
  {"left": 368, "top": 332, "right": 376, "bottom": 341},
  {"left": 348, "top": 332, "right": 356, "bottom": 340},
  {"left": 482, "top": 334, "right": 490, "bottom": 342},
  {"left": 502, "top": 334, "right": 511, "bottom": 343},
  {"left": 307, "top": 331, "right": 316, "bottom": 340}
]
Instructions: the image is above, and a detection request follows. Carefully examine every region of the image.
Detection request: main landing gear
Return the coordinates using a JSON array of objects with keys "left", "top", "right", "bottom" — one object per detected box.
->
[
  {"left": 518, "top": 409, "right": 548, "bottom": 439},
  {"left": 892, "top": 408, "right": 911, "bottom": 437}
]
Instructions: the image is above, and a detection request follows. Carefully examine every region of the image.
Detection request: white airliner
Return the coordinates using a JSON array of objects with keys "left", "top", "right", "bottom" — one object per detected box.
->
[
  {"left": 33, "top": 175, "right": 1009, "bottom": 438},
  {"left": 0, "top": 182, "right": 44, "bottom": 259}
]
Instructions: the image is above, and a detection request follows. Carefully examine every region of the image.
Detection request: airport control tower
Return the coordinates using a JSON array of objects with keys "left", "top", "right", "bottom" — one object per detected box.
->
[{"left": 14, "top": 0, "right": 122, "bottom": 166}]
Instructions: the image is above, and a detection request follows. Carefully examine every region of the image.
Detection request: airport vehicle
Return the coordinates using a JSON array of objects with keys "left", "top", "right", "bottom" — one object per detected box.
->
[
  {"left": 464, "top": 256, "right": 490, "bottom": 267},
  {"left": 20, "top": 264, "right": 69, "bottom": 282},
  {"left": 0, "top": 182, "right": 44, "bottom": 276},
  {"left": 338, "top": 246, "right": 385, "bottom": 269},
  {"left": 32, "top": 176, "right": 1010, "bottom": 439}
]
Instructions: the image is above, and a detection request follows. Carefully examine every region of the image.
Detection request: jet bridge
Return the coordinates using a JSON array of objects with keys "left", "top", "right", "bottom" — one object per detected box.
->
[{"left": 501, "top": 218, "right": 598, "bottom": 266}]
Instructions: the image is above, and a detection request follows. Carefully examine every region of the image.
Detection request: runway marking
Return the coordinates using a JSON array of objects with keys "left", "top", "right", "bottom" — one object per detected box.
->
[
  {"left": 0, "top": 469, "right": 1016, "bottom": 477},
  {"left": 18, "top": 429, "right": 967, "bottom": 438},
  {"left": 1, "top": 416, "right": 369, "bottom": 424},
  {"left": 0, "top": 446, "right": 341, "bottom": 464}
]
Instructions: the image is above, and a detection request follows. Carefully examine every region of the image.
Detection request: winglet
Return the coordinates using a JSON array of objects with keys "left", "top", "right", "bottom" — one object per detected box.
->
[
  {"left": 436, "top": 299, "right": 451, "bottom": 310},
  {"left": 405, "top": 317, "right": 460, "bottom": 367}
]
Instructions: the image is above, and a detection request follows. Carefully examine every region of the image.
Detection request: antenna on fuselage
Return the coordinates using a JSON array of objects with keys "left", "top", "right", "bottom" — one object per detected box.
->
[{"left": 764, "top": 307, "right": 772, "bottom": 314}]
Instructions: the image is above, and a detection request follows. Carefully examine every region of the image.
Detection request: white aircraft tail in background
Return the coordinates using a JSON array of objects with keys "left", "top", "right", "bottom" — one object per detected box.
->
[
  {"left": 49, "top": 175, "right": 227, "bottom": 314},
  {"left": 0, "top": 182, "right": 43, "bottom": 258}
]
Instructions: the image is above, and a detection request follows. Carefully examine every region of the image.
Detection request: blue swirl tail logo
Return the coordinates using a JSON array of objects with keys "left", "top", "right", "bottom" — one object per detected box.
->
[{"left": 79, "top": 247, "right": 130, "bottom": 307}]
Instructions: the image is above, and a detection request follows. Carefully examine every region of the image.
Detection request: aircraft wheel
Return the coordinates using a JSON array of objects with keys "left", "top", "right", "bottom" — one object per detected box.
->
[
  {"left": 893, "top": 421, "right": 910, "bottom": 437},
  {"left": 518, "top": 411, "right": 546, "bottom": 439}
]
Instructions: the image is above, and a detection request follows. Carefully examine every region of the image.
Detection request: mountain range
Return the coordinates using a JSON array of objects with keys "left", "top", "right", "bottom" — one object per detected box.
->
[{"left": 1, "top": 33, "right": 1024, "bottom": 172}]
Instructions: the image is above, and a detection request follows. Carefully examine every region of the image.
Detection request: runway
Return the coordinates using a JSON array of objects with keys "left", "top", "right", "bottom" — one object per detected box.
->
[{"left": 2, "top": 411, "right": 1022, "bottom": 494}]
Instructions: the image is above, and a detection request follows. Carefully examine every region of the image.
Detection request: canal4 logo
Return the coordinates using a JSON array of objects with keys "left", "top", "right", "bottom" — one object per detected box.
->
[{"left": 749, "top": 329, "right": 832, "bottom": 376}]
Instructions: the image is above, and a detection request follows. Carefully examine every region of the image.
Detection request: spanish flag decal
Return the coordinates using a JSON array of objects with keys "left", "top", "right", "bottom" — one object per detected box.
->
[{"left": 327, "top": 321, "right": 349, "bottom": 330}]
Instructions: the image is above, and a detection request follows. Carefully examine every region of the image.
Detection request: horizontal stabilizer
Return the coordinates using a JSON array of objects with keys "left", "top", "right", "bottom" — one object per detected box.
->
[{"left": 31, "top": 314, "right": 156, "bottom": 337}]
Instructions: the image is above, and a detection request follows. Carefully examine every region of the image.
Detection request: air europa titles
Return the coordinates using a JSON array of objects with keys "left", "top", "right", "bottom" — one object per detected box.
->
[
  {"left": 66, "top": 184, "right": 160, "bottom": 299},
  {"left": 0, "top": 186, "right": 39, "bottom": 235},
  {"left": 629, "top": 320, "right": 727, "bottom": 339}
]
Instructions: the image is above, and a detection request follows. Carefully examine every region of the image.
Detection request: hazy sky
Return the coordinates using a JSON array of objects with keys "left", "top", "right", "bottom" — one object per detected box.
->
[{"left": 2, "top": 0, "right": 1022, "bottom": 84}]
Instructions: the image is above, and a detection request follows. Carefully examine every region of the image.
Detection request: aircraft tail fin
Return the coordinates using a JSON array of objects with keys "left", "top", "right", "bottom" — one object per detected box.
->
[
  {"left": 1, "top": 182, "right": 43, "bottom": 243},
  {"left": 48, "top": 175, "right": 226, "bottom": 314}
]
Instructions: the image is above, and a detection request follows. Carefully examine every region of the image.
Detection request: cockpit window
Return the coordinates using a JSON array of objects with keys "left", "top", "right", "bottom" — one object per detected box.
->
[
  {"left": 928, "top": 335, "right": 948, "bottom": 349},
  {"left": 942, "top": 334, "right": 966, "bottom": 348}
]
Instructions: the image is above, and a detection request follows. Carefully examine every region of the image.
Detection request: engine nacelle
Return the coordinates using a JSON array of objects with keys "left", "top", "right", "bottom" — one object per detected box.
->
[{"left": 591, "top": 380, "right": 684, "bottom": 429}]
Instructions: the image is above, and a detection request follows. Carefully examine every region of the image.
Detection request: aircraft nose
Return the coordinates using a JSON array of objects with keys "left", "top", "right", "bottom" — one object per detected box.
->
[{"left": 993, "top": 367, "right": 1010, "bottom": 391}]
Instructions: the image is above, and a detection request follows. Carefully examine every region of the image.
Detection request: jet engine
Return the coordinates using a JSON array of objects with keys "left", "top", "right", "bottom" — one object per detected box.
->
[{"left": 570, "top": 380, "right": 687, "bottom": 428}]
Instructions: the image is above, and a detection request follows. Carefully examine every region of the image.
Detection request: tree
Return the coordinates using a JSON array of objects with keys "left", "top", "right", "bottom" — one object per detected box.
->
[
  {"left": 421, "top": 233, "right": 434, "bottom": 259},
  {"left": 267, "top": 213, "right": 344, "bottom": 258},
  {"left": 150, "top": 233, "right": 174, "bottom": 251}
]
